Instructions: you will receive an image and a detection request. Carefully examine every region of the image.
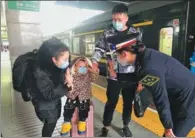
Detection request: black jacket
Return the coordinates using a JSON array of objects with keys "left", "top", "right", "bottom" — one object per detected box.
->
[
  {"left": 27, "top": 45, "right": 69, "bottom": 122},
  {"left": 139, "top": 48, "right": 195, "bottom": 129}
]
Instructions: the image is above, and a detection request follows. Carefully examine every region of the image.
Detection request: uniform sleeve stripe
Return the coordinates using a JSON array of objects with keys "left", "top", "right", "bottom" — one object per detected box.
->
[{"left": 95, "top": 47, "right": 106, "bottom": 52}]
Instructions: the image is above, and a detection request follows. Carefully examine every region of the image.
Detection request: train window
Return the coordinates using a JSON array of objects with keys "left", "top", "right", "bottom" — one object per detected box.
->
[
  {"left": 85, "top": 35, "right": 95, "bottom": 43},
  {"left": 85, "top": 35, "right": 95, "bottom": 55},
  {"left": 159, "top": 27, "right": 173, "bottom": 56},
  {"left": 63, "top": 38, "right": 72, "bottom": 52},
  {"left": 63, "top": 38, "right": 69, "bottom": 47},
  {"left": 85, "top": 44, "right": 95, "bottom": 55},
  {"left": 73, "top": 37, "right": 80, "bottom": 54}
]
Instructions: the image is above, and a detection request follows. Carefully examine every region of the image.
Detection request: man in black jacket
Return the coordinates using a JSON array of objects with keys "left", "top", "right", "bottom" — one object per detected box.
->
[
  {"left": 91, "top": 4, "right": 142, "bottom": 137},
  {"left": 107, "top": 33, "right": 195, "bottom": 137}
]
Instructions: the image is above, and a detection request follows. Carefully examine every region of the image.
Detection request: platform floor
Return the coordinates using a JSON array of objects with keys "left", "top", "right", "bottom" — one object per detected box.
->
[{"left": 1, "top": 92, "right": 159, "bottom": 137}]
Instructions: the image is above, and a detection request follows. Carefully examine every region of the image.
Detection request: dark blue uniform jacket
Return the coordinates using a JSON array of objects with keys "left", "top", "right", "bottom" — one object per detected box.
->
[{"left": 139, "top": 48, "right": 195, "bottom": 129}]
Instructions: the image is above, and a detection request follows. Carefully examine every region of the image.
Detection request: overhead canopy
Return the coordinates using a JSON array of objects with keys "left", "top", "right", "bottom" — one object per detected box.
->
[{"left": 55, "top": 1, "right": 135, "bottom": 11}]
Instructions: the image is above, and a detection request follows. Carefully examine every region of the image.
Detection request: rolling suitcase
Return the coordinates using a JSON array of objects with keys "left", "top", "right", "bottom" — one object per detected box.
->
[{"left": 70, "top": 102, "right": 94, "bottom": 137}]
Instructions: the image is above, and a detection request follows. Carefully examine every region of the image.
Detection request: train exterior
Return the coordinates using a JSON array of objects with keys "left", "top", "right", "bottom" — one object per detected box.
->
[{"left": 47, "top": 0, "right": 195, "bottom": 76}]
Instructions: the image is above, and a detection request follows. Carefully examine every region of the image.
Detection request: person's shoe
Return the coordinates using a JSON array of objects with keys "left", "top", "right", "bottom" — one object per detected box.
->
[
  {"left": 100, "top": 127, "right": 109, "bottom": 137},
  {"left": 78, "top": 121, "right": 86, "bottom": 135},
  {"left": 60, "top": 122, "right": 71, "bottom": 136},
  {"left": 122, "top": 126, "right": 132, "bottom": 137}
]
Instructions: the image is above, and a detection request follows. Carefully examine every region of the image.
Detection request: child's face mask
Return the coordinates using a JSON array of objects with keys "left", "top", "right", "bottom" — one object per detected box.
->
[{"left": 78, "top": 67, "right": 88, "bottom": 74}]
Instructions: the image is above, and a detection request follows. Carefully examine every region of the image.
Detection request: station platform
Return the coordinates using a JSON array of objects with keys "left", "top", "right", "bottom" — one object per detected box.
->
[{"left": 1, "top": 54, "right": 195, "bottom": 137}]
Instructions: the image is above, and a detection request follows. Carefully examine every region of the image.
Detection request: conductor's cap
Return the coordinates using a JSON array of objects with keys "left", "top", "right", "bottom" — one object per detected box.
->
[{"left": 107, "top": 33, "right": 140, "bottom": 51}]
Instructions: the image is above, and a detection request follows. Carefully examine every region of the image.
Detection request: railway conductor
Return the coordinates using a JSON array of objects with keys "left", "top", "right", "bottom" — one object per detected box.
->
[
  {"left": 107, "top": 32, "right": 195, "bottom": 137},
  {"left": 91, "top": 4, "right": 143, "bottom": 137}
]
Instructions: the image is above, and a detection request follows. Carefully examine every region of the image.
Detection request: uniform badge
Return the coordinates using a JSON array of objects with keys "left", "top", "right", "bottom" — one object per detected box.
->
[{"left": 140, "top": 75, "right": 160, "bottom": 86}]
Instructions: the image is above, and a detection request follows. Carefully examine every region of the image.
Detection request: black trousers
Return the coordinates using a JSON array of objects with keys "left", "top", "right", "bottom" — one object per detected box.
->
[
  {"left": 32, "top": 99, "right": 61, "bottom": 137},
  {"left": 42, "top": 121, "right": 57, "bottom": 137},
  {"left": 63, "top": 97, "right": 90, "bottom": 122},
  {"left": 103, "top": 79, "right": 137, "bottom": 126},
  {"left": 163, "top": 114, "right": 195, "bottom": 137}
]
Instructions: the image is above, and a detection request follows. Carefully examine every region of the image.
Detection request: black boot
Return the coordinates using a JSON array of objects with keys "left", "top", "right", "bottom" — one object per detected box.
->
[
  {"left": 100, "top": 127, "right": 109, "bottom": 137},
  {"left": 122, "top": 126, "right": 132, "bottom": 137}
]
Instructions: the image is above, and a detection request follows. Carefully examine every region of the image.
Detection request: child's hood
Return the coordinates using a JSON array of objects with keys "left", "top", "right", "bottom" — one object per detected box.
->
[{"left": 70, "top": 56, "right": 92, "bottom": 75}]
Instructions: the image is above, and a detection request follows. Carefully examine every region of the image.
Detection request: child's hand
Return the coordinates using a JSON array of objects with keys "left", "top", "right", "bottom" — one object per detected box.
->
[
  {"left": 88, "top": 67, "right": 99, "bottom": 73},
  {"left": 89, "top": 66, "right": 100, "bottom": 81}
]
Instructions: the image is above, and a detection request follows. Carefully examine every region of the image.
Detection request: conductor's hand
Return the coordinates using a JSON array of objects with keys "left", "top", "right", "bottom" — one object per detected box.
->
[
  {"left": 164, "top": 129, "right": 176, "bottom": 137},
  {"left": 136, "top": 83, "right": 144, "bottom": 93}
]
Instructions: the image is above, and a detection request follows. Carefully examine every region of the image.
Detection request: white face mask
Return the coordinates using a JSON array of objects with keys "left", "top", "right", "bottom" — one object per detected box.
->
[
  {"left": 112, "top": 21, "right": 124, "bottom": 31},
  {"left": 117, "top": 56, "right": 129, "bottom": 66}
]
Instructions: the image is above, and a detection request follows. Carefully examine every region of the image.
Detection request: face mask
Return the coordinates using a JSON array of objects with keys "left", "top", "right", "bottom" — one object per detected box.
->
[
  {"left": 112, "top": 21, "right": 124, "bottom": 31},
  {"left": 117, "top": 57, "right": 129, "bottom": 66},
  {"left": 59, "top": 61, "right": 69, "bottom": 69},
  {"left": 78, "top": 67, "right": 88, "bottom": 74}
]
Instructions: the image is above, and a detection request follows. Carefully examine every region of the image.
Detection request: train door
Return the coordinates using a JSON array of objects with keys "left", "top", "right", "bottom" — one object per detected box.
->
[
  {"left": 159, "top": 27, "right": 174, "bottom": 56},
  {"left": 142, "top": 19, "right": 180, "bottom": 57},
  {"left": 159, "top": 18, "right": 182, "bottom": 61},
  {"left": 136, "top": 1, "right": 186, "bottom": 63}
]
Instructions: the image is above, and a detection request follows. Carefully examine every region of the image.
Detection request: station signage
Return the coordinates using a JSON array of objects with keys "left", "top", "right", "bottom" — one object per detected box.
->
[{"left": 7, "top": 1, "right": 40, "bottom": 12}]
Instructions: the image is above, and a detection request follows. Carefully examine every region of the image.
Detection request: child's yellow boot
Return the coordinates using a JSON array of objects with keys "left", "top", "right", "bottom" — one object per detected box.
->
[
  {"left": 60, "top": 122, "right": 71, "bottom": 136},
  {"left": 78, "top": 121, "right": 86, "bottom": 135}
]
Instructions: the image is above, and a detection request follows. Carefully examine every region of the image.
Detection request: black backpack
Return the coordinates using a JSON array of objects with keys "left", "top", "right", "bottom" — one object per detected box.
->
[{"left": 12, "top": 49, "right": 38, "bottom": 102}]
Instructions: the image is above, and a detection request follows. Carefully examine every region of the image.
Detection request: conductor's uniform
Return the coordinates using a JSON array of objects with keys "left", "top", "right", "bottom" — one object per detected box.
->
[
  {"left": 138, "top": 48, "right": 195, "bottom": 136},
  {"left": 107, "top": 33, "right": 195, "bottom": 136}
]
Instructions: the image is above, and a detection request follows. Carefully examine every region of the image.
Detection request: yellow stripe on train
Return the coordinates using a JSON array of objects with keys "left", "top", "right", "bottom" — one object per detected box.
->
[
  {"left": 72, "top": 21, "right": 153, "bottom": 37},
  {"left": 132, "top": 20, "right": 153, "bottom": 27},
  {"left": 73, "top": 30, "right": 104, "bottom": 37}
]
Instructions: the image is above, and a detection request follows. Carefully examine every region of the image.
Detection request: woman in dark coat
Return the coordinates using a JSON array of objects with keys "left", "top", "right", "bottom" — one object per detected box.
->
[{"left": 28, "top": 38, "right": 73, "bottom": 137}]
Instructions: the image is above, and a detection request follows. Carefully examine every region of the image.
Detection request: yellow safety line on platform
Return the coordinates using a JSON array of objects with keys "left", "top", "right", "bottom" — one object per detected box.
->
[{"left": 91, "top": 84, "right": 195, "bottom": 137}]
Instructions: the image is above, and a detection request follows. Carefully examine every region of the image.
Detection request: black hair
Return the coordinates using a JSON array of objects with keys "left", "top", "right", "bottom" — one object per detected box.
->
[
  {"left": 44, "top": 37, "right": 69, "bottom": 58},
  {"left": 38, "top": 37, "right": 70, "bottom": 65},
  {"left": 112, "top": 4, "right": 128, "bottom": 15}
]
